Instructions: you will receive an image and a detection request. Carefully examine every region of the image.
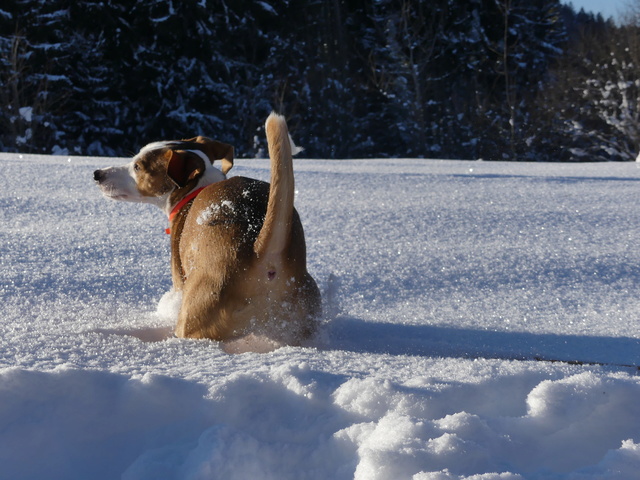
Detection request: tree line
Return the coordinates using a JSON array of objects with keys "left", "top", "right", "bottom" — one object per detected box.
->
[{"left": 0, "top": 0, "right": 638, "bottom": 161}]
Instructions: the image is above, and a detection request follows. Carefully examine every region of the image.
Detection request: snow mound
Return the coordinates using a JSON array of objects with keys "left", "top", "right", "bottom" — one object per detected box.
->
[{"left": 1, "top": 364, "right": 638, "bottom": 480}]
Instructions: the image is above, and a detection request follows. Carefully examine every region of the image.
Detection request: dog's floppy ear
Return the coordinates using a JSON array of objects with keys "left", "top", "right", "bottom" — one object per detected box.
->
[
  {"left": 185, "top": 136, "right": 234, "bottom": 175},
  {"left": 166, "top": 150, "right": 204, "bottom": 188}
]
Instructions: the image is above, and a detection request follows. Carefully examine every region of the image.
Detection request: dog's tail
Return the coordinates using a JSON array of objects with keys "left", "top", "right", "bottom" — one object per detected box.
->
[{"left": 254, "top": 112, "right": 295, "bottom": 258}]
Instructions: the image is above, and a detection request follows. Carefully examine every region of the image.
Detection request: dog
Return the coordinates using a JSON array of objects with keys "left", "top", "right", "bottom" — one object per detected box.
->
[{"left": 94, "top": 113, "right": 321, "bottom": 346}]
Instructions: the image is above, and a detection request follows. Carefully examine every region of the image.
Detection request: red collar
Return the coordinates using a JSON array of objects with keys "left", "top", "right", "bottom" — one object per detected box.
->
[{"left": 165, "top": 186, "right": 206, "bottom": 234}]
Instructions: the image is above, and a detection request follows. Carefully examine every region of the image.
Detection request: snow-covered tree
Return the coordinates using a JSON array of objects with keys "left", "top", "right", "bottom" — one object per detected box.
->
[
  {"left": 576, "top": 44, "right": 640, "bottom": 161},
  {"left": 0, "top": 0, "right": 71, "bottom": 153},
  {"left": 545, "top": 7, "right": 640, "bottom": 161},
  {"left": 0, "top": 0, "right": 616, "bottom": 160},
  {"left": 363, "top": 0, "right": 565, "bottom": 159}
]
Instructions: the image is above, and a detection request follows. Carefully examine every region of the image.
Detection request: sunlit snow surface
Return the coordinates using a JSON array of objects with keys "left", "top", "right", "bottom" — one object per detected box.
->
[{"left": 1, "top": 153, "right": 639, "bottom": 480}]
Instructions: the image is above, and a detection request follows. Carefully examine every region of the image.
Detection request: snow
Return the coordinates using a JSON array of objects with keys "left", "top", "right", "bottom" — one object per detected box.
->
[
  {"left": 1, "top": 153, "right": 640, "bottom": 480},
  {"left": 257, "top": 1, "right": 277, "bottom": 15},
  {"left": 196, "top": 200, "right": 236, "bottom": 225},
  {"left": 19, "top": 106, "right": 33, "bottom": 123}
]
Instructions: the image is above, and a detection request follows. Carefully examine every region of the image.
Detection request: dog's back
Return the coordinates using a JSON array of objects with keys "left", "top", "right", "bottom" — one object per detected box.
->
[{"left": 174, "top": 113, "right": 321, "bottom": 343}]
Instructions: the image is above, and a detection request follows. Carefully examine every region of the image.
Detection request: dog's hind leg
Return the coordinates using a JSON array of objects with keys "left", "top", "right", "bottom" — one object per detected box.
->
[{"left": 174, "top": 276, "right": 236, "bottom": 340}]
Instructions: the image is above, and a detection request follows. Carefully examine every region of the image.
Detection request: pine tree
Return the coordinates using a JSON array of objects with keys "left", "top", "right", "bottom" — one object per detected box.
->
[
  {"left": 0, "top": 0, "right": 612, "bottom": 161},
  {"left": 549, "top": 8, "right": 640, "bottom": 161},
  {"left": 0, "top": 0, "right": 72, "bottom": 153},
  {"left": 466, "top": 0, "right": 566, "bottom": 160}
]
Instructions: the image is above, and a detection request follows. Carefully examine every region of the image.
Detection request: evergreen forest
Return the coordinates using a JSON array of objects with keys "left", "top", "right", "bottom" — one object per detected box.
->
[{"left": 1, "top": 0, "right": 639, "bottom": 161}]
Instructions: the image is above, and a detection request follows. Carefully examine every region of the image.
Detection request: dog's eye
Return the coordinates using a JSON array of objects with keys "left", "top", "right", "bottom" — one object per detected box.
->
[{"left": 133, "top": 163, "right": 141, "bottom": 172}]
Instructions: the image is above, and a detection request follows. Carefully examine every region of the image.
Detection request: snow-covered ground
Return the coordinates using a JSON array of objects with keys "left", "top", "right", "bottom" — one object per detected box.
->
[{"left": 1, "top": 153, "right": 639, "bottom": 480}]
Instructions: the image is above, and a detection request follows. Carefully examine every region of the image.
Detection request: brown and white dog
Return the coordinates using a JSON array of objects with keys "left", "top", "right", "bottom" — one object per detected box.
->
[{"left": 94, "top": 113, "right": 321, "bottom": 346}]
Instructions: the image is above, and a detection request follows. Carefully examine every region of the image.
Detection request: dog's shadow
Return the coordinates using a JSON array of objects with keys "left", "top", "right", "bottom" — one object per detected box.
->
[
  {"left": 322, "top": 316, "right": 640, "bottom": 370},
  {"left": 92, "top": 316, "right": 640, "bottom": 369}
]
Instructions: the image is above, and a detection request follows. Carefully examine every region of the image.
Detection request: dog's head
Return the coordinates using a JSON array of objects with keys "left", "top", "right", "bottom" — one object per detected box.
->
[{"left": 94, "top": 136, "right": 234, "bottom": 211}]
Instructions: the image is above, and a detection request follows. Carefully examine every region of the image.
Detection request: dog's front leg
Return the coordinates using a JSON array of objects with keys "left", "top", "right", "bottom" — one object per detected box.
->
[
  {"left": 170, "top": 240, "right": 185, "bottom": 291},
  {"left": 169, "top": 214, "right": 189, "bottom": 291}
]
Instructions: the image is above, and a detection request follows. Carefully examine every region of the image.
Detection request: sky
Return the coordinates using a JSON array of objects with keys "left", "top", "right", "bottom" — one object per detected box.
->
[{"left": 564, "top": 0, "right": 630, "bottom": 20}]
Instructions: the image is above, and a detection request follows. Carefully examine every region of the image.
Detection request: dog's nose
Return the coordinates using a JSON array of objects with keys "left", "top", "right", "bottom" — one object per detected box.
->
[{"left": 93, "top": 169, "right": 105, "bottom": 182}]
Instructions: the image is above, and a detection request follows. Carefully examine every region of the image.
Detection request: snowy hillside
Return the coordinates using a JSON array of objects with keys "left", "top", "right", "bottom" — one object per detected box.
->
[{"left": 1, "top": 153, "right": 639, "bottom": 480}]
